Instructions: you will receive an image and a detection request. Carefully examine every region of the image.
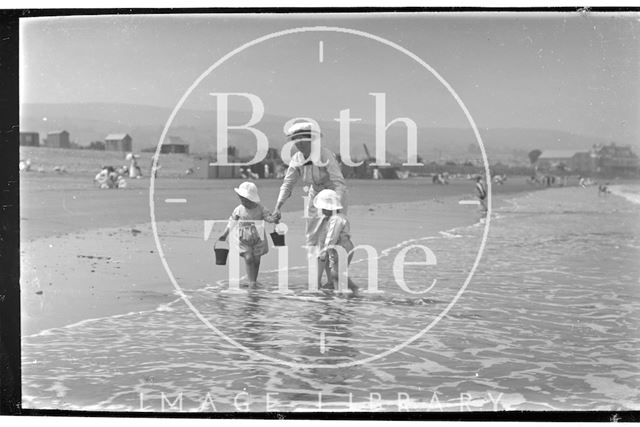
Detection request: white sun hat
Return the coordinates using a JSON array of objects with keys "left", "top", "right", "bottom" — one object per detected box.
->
[
  {"left": 234, "top": 181, "right": 260, "bottom": 203},
  {"left": 285, "top": 121, "right": 322, "bottom": 143},
  {"left": 313, "top": 189, "right": 343, "bottom": 211}
]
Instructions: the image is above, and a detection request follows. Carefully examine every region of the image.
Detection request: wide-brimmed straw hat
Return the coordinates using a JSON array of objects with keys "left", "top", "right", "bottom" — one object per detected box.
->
[
  {"left": 234, "top": 181, "right": 260, "bottom": 203},
  {"left": 313, "top": 189, "right": 343, "bottom": 211},
  {"left": 285, "top": 121, "right": 322, "bottom": 144}
]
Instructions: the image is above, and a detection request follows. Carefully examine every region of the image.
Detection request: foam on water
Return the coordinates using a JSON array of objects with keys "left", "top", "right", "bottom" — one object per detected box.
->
[
  {"left": 609, "top": 184, "right": 640, "bottom": 206},
  {"left": 22, "top": 187, "right": 640, "bottom": 411}
]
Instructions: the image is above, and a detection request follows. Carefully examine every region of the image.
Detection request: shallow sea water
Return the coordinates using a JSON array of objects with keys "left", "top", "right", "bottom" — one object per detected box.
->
[{"left": 22, "top": 186, "right": 640, "bottom": 412}]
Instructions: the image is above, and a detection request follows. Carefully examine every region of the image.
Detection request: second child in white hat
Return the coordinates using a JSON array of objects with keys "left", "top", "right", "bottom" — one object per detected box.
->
[
  {"left": 312, "top": 189, "right": 358, "bottom": 294},
  {"left": 219, "top": 181, "right": 276, "bottom": 285}
]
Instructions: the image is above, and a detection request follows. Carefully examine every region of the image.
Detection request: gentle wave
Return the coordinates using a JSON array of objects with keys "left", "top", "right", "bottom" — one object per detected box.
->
[{"left": 609, "top": 184, "right": 640, "bottom": 206}]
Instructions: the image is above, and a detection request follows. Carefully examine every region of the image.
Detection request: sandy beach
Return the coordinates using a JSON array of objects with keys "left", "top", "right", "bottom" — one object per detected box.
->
[
  {"left": 21, "top": 175, "right": 527, "bottom": 335},
  {"left": 14, "top": 11, "right": 640, "bottom": 416},
  {"left": 20, "top": 173, "right": 640, "bottom": 411}
]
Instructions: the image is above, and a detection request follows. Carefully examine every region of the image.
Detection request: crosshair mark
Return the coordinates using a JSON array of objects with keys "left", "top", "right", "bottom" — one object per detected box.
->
[
  {"left": 165, "top": 198, "right": 187, "bottom": 204},
  {"left": 318, "top": 41, "right": 324, "bottom": 63},
  {"left": 320, "top": 331, "right": 327, "bottom": 353}
]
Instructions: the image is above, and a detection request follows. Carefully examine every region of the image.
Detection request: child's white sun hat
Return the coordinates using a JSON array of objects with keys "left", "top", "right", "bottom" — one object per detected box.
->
[
  {"left": 313, "top": 189, "right": 343, "bottom": 211},
  {"left": 234, "top": 181, "right": 260, "bottom": 203}
]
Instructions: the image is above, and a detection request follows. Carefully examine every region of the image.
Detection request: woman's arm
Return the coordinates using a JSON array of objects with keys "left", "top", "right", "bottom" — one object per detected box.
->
[
  {"left": 325, "top": 151, "right": 346, "bottom": 200},
  {"left": 262, "top": 207, "right": 276, "bottom": 223},
  {"left": 275, "top": 163, "right": 300, "bottom": 211}
]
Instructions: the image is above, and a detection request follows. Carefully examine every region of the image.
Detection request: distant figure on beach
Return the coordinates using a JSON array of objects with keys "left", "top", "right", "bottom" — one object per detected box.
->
[
  {"left": 94, "top": 166, "right": 127, "bottom": 189},
  {"left": 240, "top": 167, "right": 259, "bottom": 180},
  {"left": 150, "top": 156, "right": 161, "bottom": 179},
  {"left": 579, "top": 176, "right": 586, "bottom": 188},
  {"left": 218, "top": 182, "right": 276, "bottom": 286},
  {"left": 372, "top": 167, "right": 381, "bottom": 180},
  {"left": 493, "top": 174, "right": 507, "bottom": 185},
  {"left": 433, "top": 173, "right": 446, "bottom": 185},
  {"left": 311, "top": 189, "right": 358, "bottom": 294},
  {"left": 95, "top": 166, "right": 115, "bottom": 189},
  {"left": 19, "top": 159, "right": 32, "bottom": 172},
  {"left": 475, "top": 175, "right": 488, "bottom": 215},
  {"left": 126, "top": 153, "right": 142, "bottom": 179},
  {"left": 598, "top": 182, "right": 610, "bottom": 196},
  {"left": 272, "top": 121, "right": 347, "bottom": 247},
  {"left": 95, "top": 167, "right": 110, "bottom": 188}
]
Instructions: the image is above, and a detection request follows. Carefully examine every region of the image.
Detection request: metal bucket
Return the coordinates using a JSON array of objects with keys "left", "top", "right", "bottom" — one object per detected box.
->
[
  {"left": 214, "top": 242, "right": 229, "bottom": 265},
  {"left": 270, "top": 230, "right": 285, "bottom": 247}
]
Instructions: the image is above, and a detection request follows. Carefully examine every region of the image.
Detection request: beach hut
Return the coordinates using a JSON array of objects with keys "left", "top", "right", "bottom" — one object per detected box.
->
[
  {"left": 45, "top": 130, "right": 70, "bottom": 149},
  {"left": 193, "top": 156, "right": 241, "bottom": 179},
  {"left": 105, "top": 133, "right": 133, "bottom": 152},
  {"left": 161, "top": 136, "right": 190, "bottom": 154},
  {"left": 20, "top": 132, "right": 40, "bottom": 147}
]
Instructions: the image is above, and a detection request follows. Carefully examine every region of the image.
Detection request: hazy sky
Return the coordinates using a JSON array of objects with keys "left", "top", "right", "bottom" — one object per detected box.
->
[{"left": 20, "top": 12, "right": 640, "bottom": 145}]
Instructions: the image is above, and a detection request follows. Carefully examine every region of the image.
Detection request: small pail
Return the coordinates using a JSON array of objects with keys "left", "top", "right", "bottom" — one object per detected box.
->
[
  {"left": 214, "top": 242, "right": 229, "bottom": 265},
  {"left": 270, "top": 222, "right": 286, "bottom": 247},
  {"left": 270, "top": 231, "right": 285, "bottom": 247}
]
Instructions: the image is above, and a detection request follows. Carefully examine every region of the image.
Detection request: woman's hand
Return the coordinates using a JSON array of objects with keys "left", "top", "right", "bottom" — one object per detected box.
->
[{"left": 272, "top": 208, "right": 282, "bottom": 222}]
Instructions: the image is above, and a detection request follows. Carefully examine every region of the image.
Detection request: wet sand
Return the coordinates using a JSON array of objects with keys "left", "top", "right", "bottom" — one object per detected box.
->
[
  {"left": 20, "top": 175, "right": 531, "bottom": 336},
  {"left": 20, "top": 174, "right": 535, "bottom": 240}
]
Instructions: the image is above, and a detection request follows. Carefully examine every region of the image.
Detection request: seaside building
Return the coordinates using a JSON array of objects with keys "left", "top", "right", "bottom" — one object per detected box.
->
[
  {"left": 44, "top": 130, "right": 70, "bottom": 149},
  {"left": 20, "top": 132, "right": 40, "bottom": 147},
  {"left": 105, "top": 133, "right": 133, "bottom": 152},
  {"left": 595, "top": 143, "right": 640, "bottom": 176},
  {"left": 536, "top": 149, "right": 595, "bottom": 173},
  {"left": 161, "top": 136, "right": 190, "bottom": 154},
  {"left": 193, "top": 146, "right": 240, "bottom": 179},
  {"left": 245, "top": 147, "right": 281, "bottom": 178},
  {"left": 536, "top": 144, "right": 639, "bottom": 176}
]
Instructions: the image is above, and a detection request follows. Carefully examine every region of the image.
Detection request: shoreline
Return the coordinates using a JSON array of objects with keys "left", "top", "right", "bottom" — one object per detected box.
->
[
  {"left": 21, "top": 188, "right": 497, "bottom": 336},
  {"left": 21, "top": 176, "right": 614, "bottom": 337},
  {"left": 21, "top": 175, "right": 555, "bottom": 240}
]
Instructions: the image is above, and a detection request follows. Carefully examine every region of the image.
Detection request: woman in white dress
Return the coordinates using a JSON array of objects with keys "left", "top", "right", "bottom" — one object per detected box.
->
[{"left": 272, "top": 121, "right": 347, "bottom": 247}]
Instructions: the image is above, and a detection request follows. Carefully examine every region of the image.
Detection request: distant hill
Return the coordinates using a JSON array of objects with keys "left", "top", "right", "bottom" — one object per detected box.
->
[{"left": 21, "top": 102, "right": 617, "bottom": 164}]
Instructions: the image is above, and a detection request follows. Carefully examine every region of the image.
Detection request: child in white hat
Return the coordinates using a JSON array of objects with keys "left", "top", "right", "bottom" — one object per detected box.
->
[
  {"left": 312, "top": 189, "right": 358, "bottom": 294},
  {"left": 219, "top": 181, "right": 276, "bottom": 285}
]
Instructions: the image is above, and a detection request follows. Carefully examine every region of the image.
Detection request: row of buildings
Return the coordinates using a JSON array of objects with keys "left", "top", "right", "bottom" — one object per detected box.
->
[
  {"left": 19, "top": 131, "right": 190, "bottom": 154},
  {"left": 536, "top": 143, "right": 639, "bottom": 177}
]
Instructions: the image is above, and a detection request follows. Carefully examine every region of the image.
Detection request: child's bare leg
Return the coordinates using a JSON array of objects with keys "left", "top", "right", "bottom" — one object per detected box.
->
[
  {"left": 328, "top": 268, "right": 357, "bottom": 293},
  {"left": 347, "top": 277, "right": 359, "bottom": 294},
  {"left": 317, "top": 258, "right": 327, "bottom": 289},
  {"left": 324, "top": 262, "right": 332, "bottom": 286},
  {"left": 251, "top": 256, "right": 261, "bottom": 284},
  {"left": 244, "top": 254, "right": 257, "bottom": 284}
]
